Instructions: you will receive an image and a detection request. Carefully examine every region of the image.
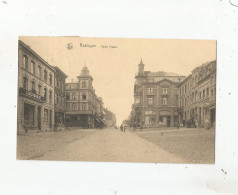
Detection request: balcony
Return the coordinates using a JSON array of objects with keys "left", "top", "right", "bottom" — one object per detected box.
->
[{"left": 19, "top": 87, "right": 45, "bottom": 103}]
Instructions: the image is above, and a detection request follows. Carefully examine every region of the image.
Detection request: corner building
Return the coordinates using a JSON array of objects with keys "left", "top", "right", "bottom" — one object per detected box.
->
[
  {"left": 64, "top": 66, "right": 105, "bottom": 128},
  {"left": 18, "top": 41, "right": 55, "bottom": 133},
  {"left": 132, "top": 60, "right": 186, "bottom": 127}
]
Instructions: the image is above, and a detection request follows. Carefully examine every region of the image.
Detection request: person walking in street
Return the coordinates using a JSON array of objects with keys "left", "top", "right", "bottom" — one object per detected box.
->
[
  {"left": 123, "top": 125, "right": 126, "bottom": 132},
  {"left": 120, "top": 124, "right": 123, "bottom": 132},
  {"left": 133, "top": 123, "right": 136, "bottom": 131}
]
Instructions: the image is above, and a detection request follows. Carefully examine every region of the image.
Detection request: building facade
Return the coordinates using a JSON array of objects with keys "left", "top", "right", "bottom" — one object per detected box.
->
[
  {"left": 18, "top": 41, "right": 55, "bottom": 133},
  {"left": 64, "top": 66, "right": 105, "bottom": 128},
  {"left": 131, "top": 59, "right": 186, "bottom": 128},
  {"left": 54, "top": 66, "right": 68, "bottom": 130},
  {"left": 178, "top": 61, "right": 216, "bottom": 127}
]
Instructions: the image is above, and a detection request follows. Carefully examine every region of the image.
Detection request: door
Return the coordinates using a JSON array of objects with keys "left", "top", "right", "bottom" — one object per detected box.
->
[
  {"left": 49, "top": 110, "right": 52, "bottom": 128},
  {"left": 37, "top": 106, "right": 41, "bottom": 130}
]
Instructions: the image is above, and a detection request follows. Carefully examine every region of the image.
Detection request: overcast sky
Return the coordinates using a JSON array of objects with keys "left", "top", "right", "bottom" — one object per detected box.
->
[{"left": 19, "top": 37, "right": 216, "bottom": 125}]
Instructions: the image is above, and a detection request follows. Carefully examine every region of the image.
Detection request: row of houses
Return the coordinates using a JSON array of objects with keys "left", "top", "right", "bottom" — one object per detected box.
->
[
  {"left": 17, "top": 40, "right": 116, "bottom": 134},
  {"left": 130, "top": 59, "right": 216, "bottom": 128}
]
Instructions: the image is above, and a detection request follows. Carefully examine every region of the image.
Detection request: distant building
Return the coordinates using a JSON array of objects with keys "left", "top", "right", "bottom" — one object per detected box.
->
[
  {"left": 131, "top": 59, "right": 186, "bottom": 128},
  {"left": 53, "top": 66, "right": 68, "bottom": 130},
  {"left": 104, "top": 108, "right": 117, "bottom": 127},
  {"left": 18, "top": 40, "right": 55, "bottom": 133},
  {"left": 64, "top": 66, "right": 105, "bottom": 128},
  {"left": 178, "top": 61, "right": 216, "bottom": 127}
]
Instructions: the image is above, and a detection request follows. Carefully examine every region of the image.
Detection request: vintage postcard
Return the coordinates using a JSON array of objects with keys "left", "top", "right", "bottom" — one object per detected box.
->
[{"left": 17, "top": 37, "right": 216, "bottom": 163}]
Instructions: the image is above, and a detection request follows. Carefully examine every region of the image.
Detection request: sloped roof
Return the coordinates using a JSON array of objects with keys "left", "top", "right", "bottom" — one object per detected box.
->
[{"left": 148, "top": 71, "right": 182, "bottom": 77}]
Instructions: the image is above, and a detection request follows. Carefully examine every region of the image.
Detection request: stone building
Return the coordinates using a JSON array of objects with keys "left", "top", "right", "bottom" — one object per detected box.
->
[
  {"left": 131, "top": 59, "right": 186, "bottom": 128},
  {"left": 104, "top": 108, "right": 117, "bottom": 127},
  {"left": 18, "top": 40, "right": 55, "bottom": 133},
  {"left": 64, "top": 66, "right": 105, "bottom": 128},
  {"left": 53, "top": 66, "right": 68, "bottom": 130},
  {"left": 178, "top": 61, "right": 216, "bottom": 127}
]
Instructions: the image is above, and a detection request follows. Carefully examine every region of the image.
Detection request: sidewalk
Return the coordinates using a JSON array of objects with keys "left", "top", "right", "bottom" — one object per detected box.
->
[{"left": 36, "top": 128, "right": 185, "bottom": 163}]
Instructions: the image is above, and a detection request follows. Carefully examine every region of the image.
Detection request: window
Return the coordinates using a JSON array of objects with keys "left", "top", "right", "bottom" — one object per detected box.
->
[
  {"left": 82, "top": 81, "right": 86, "bottom": 88},
  {"left": 211, "top": 89, "right": 214, "bottom": 97},
  {"left": 163, "top": 97, "right": 168, "bottom": 105},
  {"left": 49, "top": 74, "right": 53, "bottom": 85},
  {"left": 203, "top": 90, "right": 205, "bottom": 99},
  {"left": 44, "top": 88, "right": 47, "bottom": 101},
  {"left": 66, "top": 93, "right": 70, "bottom": 100},
  {"left": 72, "top": 93, "right": 76, "bottom": 100},
  {"left": 38, "top": 85, "right": 41, "bottom": 95},
  {"left": 148, "top": 88, "right": 154, "bottom": 95},
  {"left": 66, "top": 103, "right": 70, "bottom": 111},
  {"left": 148, "top": 78, "right": 154, "bottom": 82},
  {"left": 23, "top": 77, "right": 28, "bottom": 89},
  {"left": 49, "top": 91, "right": 52, "bottom": 104},
  {"left": 38, "top": 66, "right": 42, "bottom": 79},
  {"left": 82, "top": 103, "right": 86, "bottom": 110},
  {"left": 162, "top": 88, "right": 168, "bottom": 94},
  {"left": 23, "top": 55, "right": 28, "bottom": 70},
  {"left": 61, "top": 98, "right": 63, "bottom": 106},
  {"left": 31, "top": 81, "right": 35, "bottom": 93},
  {"left": 44, "top": 70, "right": 47, "bottom": 82},
  {"left": 148, "top": 97, "right": 153, "bottom": 105},
  {"left": 207, "top": 88, "right": 209, "bottom": 97},
  {"left": 82, "top": 93, "right": 87, "bottom": 100},
  {"left": 135, "top": 97, "right": 140, "bottom": 104},
  {"left": 44, "top": 109, "right": 48, "bottom": 123},
  {"left": 56, "top": 78, "right": 59, "bottom": 87},
  {"left": 72, "top": 103, "right": 76, "bottom": 111},
  {"left": 31, "top": 61, "right": 35, "bottom": 75}
]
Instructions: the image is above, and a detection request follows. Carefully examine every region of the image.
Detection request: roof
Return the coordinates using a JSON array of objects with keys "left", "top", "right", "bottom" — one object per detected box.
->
[
  {"left": 18, "top": 40, "right": 55, "bottom": 73},
  {"left": 148, "top": 71, "right": 184, "bottom": 77},
  {"left": 53, "top": 66, "right": 68, "bottom": 78}
]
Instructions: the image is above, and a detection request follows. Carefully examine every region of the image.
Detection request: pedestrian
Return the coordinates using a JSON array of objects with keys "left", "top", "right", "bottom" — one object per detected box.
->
[
  {"left": 120, "top": 124, "right": 123, "bottom": 132},
  {"left": 133, "top": 123, "right": 136, "bottom": 131},
  {"left": 124, "top": 125, "right": 126, "bottom": 132}
]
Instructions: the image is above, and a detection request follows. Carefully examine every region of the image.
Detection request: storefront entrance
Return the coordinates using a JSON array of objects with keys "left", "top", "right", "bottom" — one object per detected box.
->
[
  {"left": 210, "top": 108, "right": 216, "bottom": 125},
  {"left": 24, "top": 103, "right": 35, "bottom": 129}
]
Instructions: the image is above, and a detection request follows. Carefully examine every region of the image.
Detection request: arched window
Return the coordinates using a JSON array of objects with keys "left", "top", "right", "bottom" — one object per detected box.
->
[
  {"left": 72, "top": 93, "right": 76, "bottom": 100},
  {"left": 82, "top": 81, "right": 86, "bottom": 88},
  {"left": 23, "top": 77, "right": 28, "bottom": 89}
]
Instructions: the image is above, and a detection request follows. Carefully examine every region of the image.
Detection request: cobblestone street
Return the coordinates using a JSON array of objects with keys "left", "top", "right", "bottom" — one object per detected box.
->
[
  {"left": 17, "top": 127, "right": 214, "bottom": 163},
  {"left": 134, "top": 127, "right": 215, "bottom": 164}
]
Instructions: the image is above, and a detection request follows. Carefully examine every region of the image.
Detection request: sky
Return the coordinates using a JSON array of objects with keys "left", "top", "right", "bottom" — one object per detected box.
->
[{"left": 19, "top": 37, "right": 216, "bottom": 125}]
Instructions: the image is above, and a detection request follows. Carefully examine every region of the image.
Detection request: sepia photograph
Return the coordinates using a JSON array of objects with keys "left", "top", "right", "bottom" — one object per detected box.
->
[{"left": 17, "top": 37, "right": 216, "bottom": 164}]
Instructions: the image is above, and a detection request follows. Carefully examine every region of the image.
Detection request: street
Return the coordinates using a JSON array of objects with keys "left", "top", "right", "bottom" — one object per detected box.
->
[{"left": 17, "top": 127, "right": 214, "bottom": 163}]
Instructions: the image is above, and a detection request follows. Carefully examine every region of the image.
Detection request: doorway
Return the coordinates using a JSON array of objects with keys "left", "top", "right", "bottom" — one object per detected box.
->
[{"left": 37, "top": 106, "right": 41, "bottom": 130}]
